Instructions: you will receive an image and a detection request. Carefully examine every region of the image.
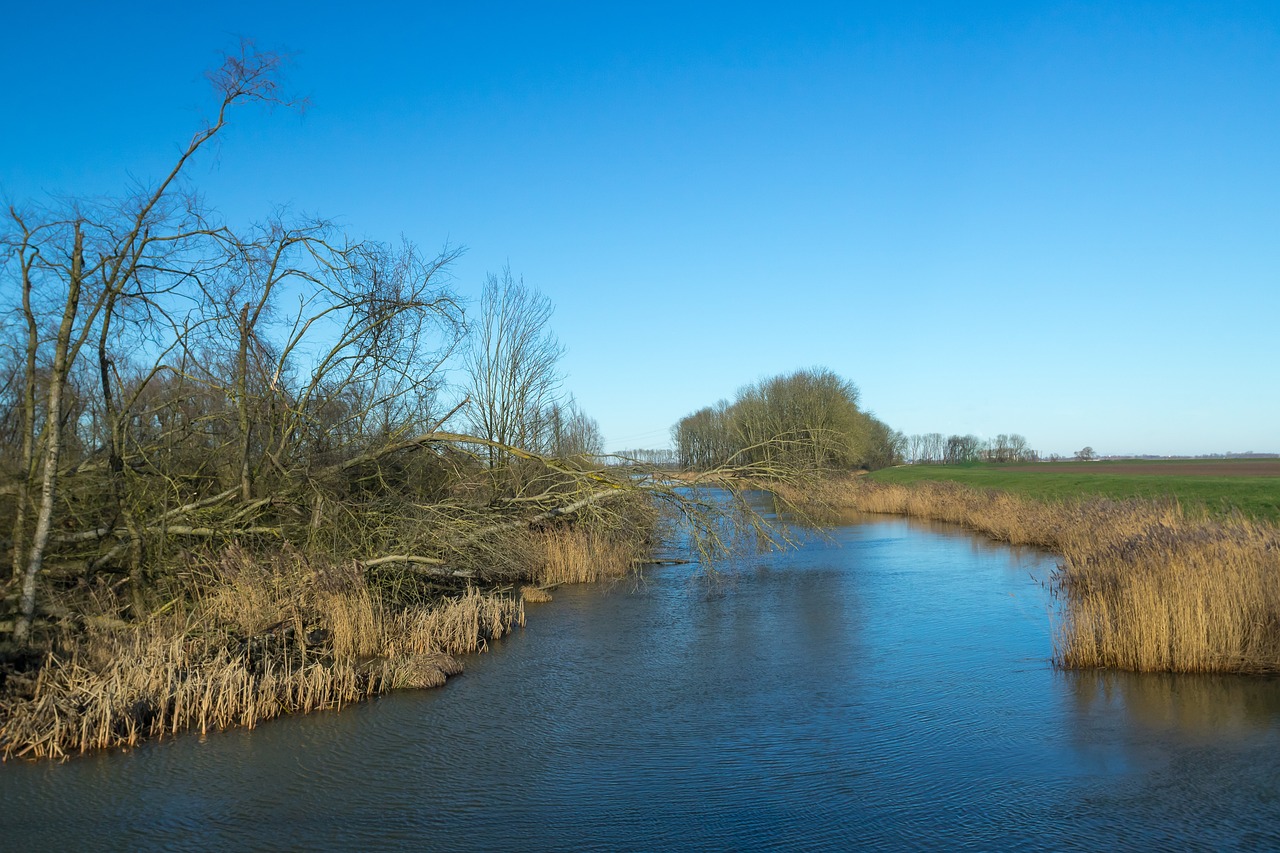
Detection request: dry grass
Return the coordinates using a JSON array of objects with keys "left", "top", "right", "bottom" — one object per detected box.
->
[
  {"left": 518, "top": 523, "right": 652, "bottom": 601},
  {"left": 371, "top": 652, "right": 464, "bottom": 690},
  {"left": 0, "top": 499, "right": 655, "bottom": 758},
  {"left": 520, "top": 585, "right": 553, "bottom": 603},
  {"left": 797, "top": 476, "right": 1280, "bottom": 675},
  {"left": 534, "top": 528, "right": 638, "bottom": 585},
  {"left": 381, "top": 587, "right": 525, "bottom": 659},
  {"left": 0, "top": 547, "right": 522, "bottom": 761},
  {"left": 1, "top": 523, "right": 651, "bottom": 761}
]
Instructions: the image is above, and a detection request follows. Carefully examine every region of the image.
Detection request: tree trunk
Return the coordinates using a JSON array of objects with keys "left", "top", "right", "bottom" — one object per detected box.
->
[
  {"left": 11, "top": 239, "right": 39, "bottom": 582},
  {"left": 14, "top": 224, "right": 84, "bottom": 644},
  {"left": 237, "top": 301, "right": 253, "bottom": 502},
  {"left": 97, "top": 293, "right": 145, "bottom": 593}
]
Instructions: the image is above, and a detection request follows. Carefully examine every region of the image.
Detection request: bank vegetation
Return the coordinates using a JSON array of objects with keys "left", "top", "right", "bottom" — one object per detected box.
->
[{"left": 797, "top": 476, "right": 1280, "bottom": 676}]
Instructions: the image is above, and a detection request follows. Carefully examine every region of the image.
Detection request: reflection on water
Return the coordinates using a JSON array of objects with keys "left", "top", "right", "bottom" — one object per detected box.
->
[
  {"left": 2, "top": 515, "right": 1279, "bottom": 851},
  {"left": 1070, "top": 669, "right": 1280, "bottom": 740}
]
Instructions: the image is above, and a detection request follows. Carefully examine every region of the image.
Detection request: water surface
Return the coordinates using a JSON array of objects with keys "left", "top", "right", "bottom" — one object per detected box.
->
[{"left": 4, "top": 515, "right": 1280, "bottom": 850}]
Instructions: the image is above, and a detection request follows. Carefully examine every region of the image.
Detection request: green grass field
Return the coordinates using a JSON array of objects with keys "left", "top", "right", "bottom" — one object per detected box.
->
[{"left": 866, "top": 459, "right": 1280, "bottom": 522}]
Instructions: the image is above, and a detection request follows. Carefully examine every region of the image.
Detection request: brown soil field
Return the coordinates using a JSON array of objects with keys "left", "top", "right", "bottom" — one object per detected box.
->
[{"left": 1015, "top": 459, "right": 1280, "bottom": 477}]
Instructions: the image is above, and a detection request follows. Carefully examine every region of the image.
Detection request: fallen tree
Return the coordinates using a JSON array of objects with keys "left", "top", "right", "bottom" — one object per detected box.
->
[{"left": 0, "top": 40, "right": 825, "bottom": 761}]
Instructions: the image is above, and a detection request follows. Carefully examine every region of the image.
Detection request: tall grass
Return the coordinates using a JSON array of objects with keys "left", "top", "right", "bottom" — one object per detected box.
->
[
  {"left": 0, "top": 547, "right": 523, "bottom": 760},
  {"left": 798, "top": 476, "right": 1280, "bottom": 675},
  {"left": 534, "top": 528, "right": 638, "bottom": 585},
  {"left": 1, "top": 521, "right": 650, "bottom": 760}
]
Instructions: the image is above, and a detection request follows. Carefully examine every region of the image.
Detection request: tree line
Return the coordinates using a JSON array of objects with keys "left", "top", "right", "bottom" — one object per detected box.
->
[
  {"left": 672, "top": 368, "right": 904, "bottom": 472},
  {"left": 671, "top": 369, "right": 1042, "bottom": 472},
  {"left": 901, "top": 432, "right": 1039, "bottom": 465}
]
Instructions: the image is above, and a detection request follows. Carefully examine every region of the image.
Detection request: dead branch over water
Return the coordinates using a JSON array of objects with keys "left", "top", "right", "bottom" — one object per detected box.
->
[{"left": 799, "top": 476, "right": 1280, "bottom": 676}]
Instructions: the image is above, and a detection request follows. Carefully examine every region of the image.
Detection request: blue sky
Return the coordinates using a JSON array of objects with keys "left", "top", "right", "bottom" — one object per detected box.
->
[{"left": 4, "top": 2, "right": 1277, "bottom": 456}]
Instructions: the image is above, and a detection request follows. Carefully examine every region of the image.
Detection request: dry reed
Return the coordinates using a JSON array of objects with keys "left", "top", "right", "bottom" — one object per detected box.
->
[
  {"left": 796, "top": 476, "right": 1280, "bottom": 675},
  {"left": 2, "top": 523, "right": 650, "bottom": 760},
  {"left": 0, "top": 547, "right": 522, "bottom": 761},
  {"left": 520, "top": 585, "right": 553, "bottom": 603},
  {"left": 535, "top": 528, "right": 637, "bottom": 585}
]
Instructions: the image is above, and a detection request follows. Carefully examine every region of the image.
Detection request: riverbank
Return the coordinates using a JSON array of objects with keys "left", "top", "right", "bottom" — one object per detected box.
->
[
  {"left": 785, "top": 474, "right": 1280, "bottom": 675},
  {"left": 0, "top": 522, "right": 645, "bottom": 761}
]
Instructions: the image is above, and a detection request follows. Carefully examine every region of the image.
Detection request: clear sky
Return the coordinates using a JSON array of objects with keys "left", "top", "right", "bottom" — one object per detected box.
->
[{"left": 4, "top": 2, "right": 1277, "bottom": 457}]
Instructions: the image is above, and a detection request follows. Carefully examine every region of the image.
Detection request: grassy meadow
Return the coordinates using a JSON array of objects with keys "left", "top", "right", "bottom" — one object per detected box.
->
[{"left": 867, "top": 458, "right": 1280, "bottom": 522}]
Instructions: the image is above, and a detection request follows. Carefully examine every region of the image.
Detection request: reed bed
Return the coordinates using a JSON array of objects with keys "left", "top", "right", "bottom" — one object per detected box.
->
[
  {"left": 0, "top": 547, "right": 522, "bottom": 761},
  {"left": 796, "top": 476, "right": 1280, "bottom": 675},
  {"left": 1, "top": 522, "right": 651, "bottom": 760},
  {"left": 380, "top": 587, "right": 525, "bottom": 659},
  {"left": 534, "top": 528, "right": 638, "bottom": 585}
]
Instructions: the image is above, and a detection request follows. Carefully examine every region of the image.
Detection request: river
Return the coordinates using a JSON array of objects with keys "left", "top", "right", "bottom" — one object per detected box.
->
[{"left": 3, "top": 512, "right": 1280, "bottom": 850}]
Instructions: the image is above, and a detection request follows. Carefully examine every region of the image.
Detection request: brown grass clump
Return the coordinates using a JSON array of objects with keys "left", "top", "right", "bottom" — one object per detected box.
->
[
  {"left": 0, "top": 547, "right": 522, "bottom": 761},
  {"left": 380, "top": 587, "right": 525, "bottom": 659},
  {"left": 535, "top": 528, "right": 638, "bottom": 585},
  {"left": 369, "top": 652, "right": 463, "bottom": 690},
  {"left": 796, "top": 475, "right": 1280, "bottom": 675},
  {"left": 521, "top": 585, "right": 553, "bottom": 603}
]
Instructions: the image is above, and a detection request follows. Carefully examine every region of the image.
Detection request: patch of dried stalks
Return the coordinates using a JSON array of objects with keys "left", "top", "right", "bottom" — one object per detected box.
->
[
  {"left": 0, "top": 547, "right": 522, "bottom": 760},
  {"left": 2, "top": 521, "right": 651, "bottom": 760}
]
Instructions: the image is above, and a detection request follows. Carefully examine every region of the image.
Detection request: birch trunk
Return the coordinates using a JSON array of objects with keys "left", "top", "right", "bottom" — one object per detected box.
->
[
  {"left": 11, "top": 231, "right": 38, "bottom": 581},
  {"left": 14, "top": 225, "right": 84, "bottom": 643}
]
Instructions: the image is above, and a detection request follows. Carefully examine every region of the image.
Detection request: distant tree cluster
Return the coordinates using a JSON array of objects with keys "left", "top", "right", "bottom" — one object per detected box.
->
[
  {"left": 903, "top": 433, "right": 1038, "bottom": 464},
  {"left": 672, "top": 369, "right": 904, "bottom": 471},
  {"left": 614, "top": 448, "right": 679, "bottom": 467}
]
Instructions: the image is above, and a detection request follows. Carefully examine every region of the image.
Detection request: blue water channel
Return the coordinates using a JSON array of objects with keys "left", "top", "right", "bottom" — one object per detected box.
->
[{"left": 4, "top": 512, "right": 1280, "bottom": 850}]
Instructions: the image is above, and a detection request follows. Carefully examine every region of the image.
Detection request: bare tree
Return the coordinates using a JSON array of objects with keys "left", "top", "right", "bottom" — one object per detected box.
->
[
  {"left": 920, "top": 432, "right": 945, "bottom": 463},
  {"left": 1008, "top": 433, "right": 1033, "bottom": 462},
  {"left": 463, "top": 267, "right": 564, "bottom": 469},
  {"left": 905, "top": 433, "right": 924, "bottom": 464},
  {"left": 546, "top": 398, "right": 604, "bottom": 459},
  {"left": 944, "top": 434, "right": 983, "bottom": 464}
]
